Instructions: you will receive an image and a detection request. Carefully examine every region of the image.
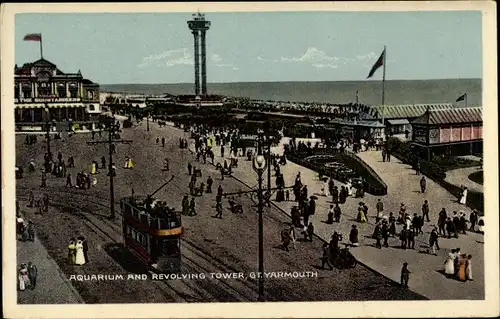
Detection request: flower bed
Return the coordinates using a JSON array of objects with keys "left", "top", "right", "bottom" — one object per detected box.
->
[
  {"left": 468, "top": 171, "right": 483, "bottom": 185},
  {"left": 287, "top": 150, "right": 388, "bottom": 196}
]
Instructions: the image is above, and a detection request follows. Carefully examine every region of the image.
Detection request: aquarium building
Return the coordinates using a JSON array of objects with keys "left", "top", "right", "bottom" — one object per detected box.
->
[{"left": 14, "top": 58, "right": 102, "bottom": 132}]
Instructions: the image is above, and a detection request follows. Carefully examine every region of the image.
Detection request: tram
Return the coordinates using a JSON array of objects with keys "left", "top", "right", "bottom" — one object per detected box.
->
[{"left": 120, "top": 178, "right": 183, "bottom": 273}]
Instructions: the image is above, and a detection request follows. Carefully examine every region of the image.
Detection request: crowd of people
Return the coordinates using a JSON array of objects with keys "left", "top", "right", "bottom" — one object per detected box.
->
[
  {"left": 444, "top": 248, "right": 474, "bottom": 282},
  {"left": 18, "top": 262, "right": 38, "bottom": 291},
  {"left": 180, "top": 121, "right": 483, "bottom": 283},
  {"left": 16, "top": 201, "right": 39, "bottom": 292}
]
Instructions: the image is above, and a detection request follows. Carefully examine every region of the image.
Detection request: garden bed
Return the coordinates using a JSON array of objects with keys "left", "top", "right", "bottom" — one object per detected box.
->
[
  {"left": 287, "top": 149, "right": 388, "bottom": 196},
  {"left": 468, "top": 171, "right": 483, "bottom": 185}
]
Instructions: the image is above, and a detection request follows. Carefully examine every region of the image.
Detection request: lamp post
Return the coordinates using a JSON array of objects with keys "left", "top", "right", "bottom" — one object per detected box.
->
[
  {"left": 44, "top": 106, "right": 51, "bottom": 159},
  {"left": 252, "top": 132, "right": 267, "bottom": 301},
  {"left": 264, "top": 121, "right": 272, "bottom": 207},
  {"left": 146, "top": 112, "right": 150, "bottom": 132}
]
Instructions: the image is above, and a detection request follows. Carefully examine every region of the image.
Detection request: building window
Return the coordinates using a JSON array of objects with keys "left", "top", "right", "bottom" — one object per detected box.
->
[
  {"left": 89, "top": 105, "right": 95, "bottom": 111},
  {"left": 57, "top": 84, "right": 67, "bottom": 98},
  {"left": 137, "top": 233, "right": 146, "bottom": 246},
  {"left": 38, "top": 82, "right": 52, "bottom": 97},
  {"left": 87, "top": 90, "right": 94, "bottom": 99},
  {"left": 14, "top": 85, "right": 19, "bottom": 99},
  {"left": 69, "top": 83, "right": 79, "bottom": 98},
  {"left": 22, "top": 84, "right": 32, "bottom": 98}
]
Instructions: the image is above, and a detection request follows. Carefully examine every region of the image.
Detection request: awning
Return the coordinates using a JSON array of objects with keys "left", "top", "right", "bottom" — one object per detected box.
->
[
  {"left": 47, "top": 103, "right": 85, "bottom": 108},
  {"left": 388, "top": 119, "right": 410, "bottom": 125},
  {"left": 15, "top": 104, "right": 45, "bottom": 109}
]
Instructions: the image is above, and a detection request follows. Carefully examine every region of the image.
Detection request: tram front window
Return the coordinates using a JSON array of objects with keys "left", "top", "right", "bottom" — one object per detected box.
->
[{"left": 158, "top": 238, "right": 180, "bottom": 257}]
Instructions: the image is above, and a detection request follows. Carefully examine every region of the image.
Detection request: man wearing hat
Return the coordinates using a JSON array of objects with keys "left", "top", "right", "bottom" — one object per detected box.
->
[
  {"left": 428, "top": 227, "right": 439, "bottom": 255},
  {"left": 469, "top": 210, "right": 478, "bottom": 232},
  {"left": 40, "top": 169, "right": 47, "bottom": 188},
  {"left": 400, "top": 262, "right": 410, "bottom": 288}
]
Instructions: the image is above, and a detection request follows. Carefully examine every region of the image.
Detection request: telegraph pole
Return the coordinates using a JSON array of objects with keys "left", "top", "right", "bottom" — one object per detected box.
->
[
  {"left": 256, "top": 133, "right": 265, "bottom": 301},
  {"left": 44, "top": 106, "right": 51, "bottom": 159},
  {"left": 266, "top": 122, "right": 272, "bottom": 208},
  {"left": 87, "top": 116, "right": 133, "bottom": 219}
]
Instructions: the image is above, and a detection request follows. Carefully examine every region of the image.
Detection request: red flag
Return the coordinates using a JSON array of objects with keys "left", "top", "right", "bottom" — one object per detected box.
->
[
  {"left": 367, "top": 49, "right": 385, "bottom": 78},
  {"left": 23, "top": 33, "right": 42, "bottom": 41}
]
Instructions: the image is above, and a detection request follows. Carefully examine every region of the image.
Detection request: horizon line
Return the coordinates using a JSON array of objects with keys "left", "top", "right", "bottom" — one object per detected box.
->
[{"left": 100, "top": 77, "right": 482, "bottom": 86}]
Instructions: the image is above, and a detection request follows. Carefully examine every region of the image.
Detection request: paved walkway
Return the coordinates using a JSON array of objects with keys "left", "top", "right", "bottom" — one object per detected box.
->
[
  {"left": 16, "top": 202, "right": 84, "bottom": 304},
  {"left": 195, "top": 139, "right": 484, "bottom": 300},
  {"left": 445, "top": 166, "right": 483, "bottom": 194}
]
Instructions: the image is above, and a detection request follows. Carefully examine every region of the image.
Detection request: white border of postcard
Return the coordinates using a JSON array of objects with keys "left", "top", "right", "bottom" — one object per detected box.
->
[{"left": 2, "top": 1, "right": 498, "bottom": 318}]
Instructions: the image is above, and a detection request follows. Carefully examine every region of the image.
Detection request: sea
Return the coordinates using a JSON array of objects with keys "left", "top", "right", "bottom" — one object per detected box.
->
[{"left": 101, "top": 78, "right": 482, "bottom": 106}]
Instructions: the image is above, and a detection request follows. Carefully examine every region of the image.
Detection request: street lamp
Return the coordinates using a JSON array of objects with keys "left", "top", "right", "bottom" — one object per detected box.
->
[
  {"left": 252, "top": 133, "right": 267, "bottom": 302},
  {"left": 44, "top": 106, "right": 51, "bottom": 159}
]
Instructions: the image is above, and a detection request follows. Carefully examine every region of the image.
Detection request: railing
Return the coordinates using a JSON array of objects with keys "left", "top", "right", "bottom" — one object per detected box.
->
[
  {"left": 343, "top": 150, "right": 388, "bottom": 194},
  {"left": 120, "top": 198, "right": 181, "bottom": 231}
]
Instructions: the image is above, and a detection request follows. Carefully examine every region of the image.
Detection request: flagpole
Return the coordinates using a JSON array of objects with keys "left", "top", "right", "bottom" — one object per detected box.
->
[
  {"left": 40, "top": 34, "right": 43, "bottom": 59},
  {"left": 381, "top": 45, "right": 386, "bottom": 124}
]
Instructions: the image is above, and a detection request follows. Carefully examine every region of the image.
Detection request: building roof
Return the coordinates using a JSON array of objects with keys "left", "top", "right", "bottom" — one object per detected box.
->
[
  {"left": 375, "top": 103, "right": 453, "bottom": 119},
  {"left": 412, "top": 107, "right": 482, "bottom": 125},
  {"left": 15, "top": 58, "right": 75, "bottom": 77},
  {"left": 387, "top": 119, "right": 410, "bottom": 125}
]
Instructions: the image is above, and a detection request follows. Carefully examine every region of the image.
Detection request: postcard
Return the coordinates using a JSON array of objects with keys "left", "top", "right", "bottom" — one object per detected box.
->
[{"left": 1, "top": 1, "right": 498, "bottom": 318}]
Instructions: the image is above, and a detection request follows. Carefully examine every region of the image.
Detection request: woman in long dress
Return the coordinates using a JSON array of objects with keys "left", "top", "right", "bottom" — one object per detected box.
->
[
  {"left": 18, "top": 264, "right": 30, "bottom": 291},
  {"left": 346, "top": 180, "right": 353, "bottom": 197},
  {"left": 91, "top": 161, "right": 97, "bottom": 175},
  {"left": 478, "top": 217, "right": 485, "bottom": 234},
  {"left": 459, "top": 187, "right": 468, "bottom": 205},
  {"left": 75, "top": 240, "right": 86, "bottom": 265},
  {"left": 457, "top": 254, "right": 467, "bottom": 281},
  {"left": 465, "top": 255, "right": 473, "bottom": 280},
  {"left": 444, "top": 249, "right": 456, "bottom": 277},
  {"left": 356, "top": 207, "right": 367, "bottom": 223},
  {"left": 323, "top": 179, "right": 329, "bottom": 197},
  {"left": 68, "top": 239, "right": 76, "bottom": 265}
]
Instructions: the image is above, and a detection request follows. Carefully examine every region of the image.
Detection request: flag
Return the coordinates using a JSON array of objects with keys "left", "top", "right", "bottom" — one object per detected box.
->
[
  {"left": 23, "top": 33, "right": 42, "bottom": 41},
  {"left": 456, "top": 93, "right": 467, "bottom": 102},
  {"left": 367, "top": 49, "right": 385, "bottom": 78}
]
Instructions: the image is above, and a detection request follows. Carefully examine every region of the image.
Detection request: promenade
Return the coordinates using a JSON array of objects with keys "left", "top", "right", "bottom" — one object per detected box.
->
[
  {"left": 200, "top": 137, "right": 485, "bottom": 300},
  {"left": 14, "top": 121, "right": 422, "bottom": 302},
  {"left": 16, "top": 202, "right": 84, "bottom": 304},
  {"left": 445, "top": 166, "right": 483, "bottom": 194}
]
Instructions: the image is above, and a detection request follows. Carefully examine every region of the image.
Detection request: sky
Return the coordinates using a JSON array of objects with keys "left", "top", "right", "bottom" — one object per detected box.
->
[{"left": 15, "top": 11, "right": 482, "bottom": 84}]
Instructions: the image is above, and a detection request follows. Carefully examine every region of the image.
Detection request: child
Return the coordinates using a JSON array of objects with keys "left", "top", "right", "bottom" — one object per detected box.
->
[{"left": 401, "top": 262, "right": 410, "bottom": 288}]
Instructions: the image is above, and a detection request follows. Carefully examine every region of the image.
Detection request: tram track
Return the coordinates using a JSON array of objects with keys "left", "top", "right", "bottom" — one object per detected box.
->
[
  {"left": 15, "top": 127, "right": 290, "bottom": 302},
  {"left": 17, "top": 185, "right": 260, "bottom": 302},
  {"left": 16, "top": 188, "right": 207, "bottom": 302}
]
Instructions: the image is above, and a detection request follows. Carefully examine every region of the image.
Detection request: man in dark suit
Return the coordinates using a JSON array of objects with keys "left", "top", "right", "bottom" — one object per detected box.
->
[{"left": 28, "top": 262, "right": 38, "bottom": 290}]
